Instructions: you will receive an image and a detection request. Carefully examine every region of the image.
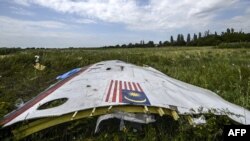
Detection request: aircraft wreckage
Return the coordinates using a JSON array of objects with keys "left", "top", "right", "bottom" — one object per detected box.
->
[{"left": 1, "top": 60, "right": 250, "bottom": 139}]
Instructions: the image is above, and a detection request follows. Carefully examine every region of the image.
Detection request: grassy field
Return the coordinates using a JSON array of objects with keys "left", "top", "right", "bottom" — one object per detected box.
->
[{"left": 0, "top": 47, "right": 250, "bottom": 140}]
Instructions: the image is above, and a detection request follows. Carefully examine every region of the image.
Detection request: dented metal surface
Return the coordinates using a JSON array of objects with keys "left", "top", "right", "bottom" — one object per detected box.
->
[
  {"left": 94, "top": 111, "right": 156, "bottom": 133},
  {"left": 1, "top": 60, "right": 250, "bottom": 128}
]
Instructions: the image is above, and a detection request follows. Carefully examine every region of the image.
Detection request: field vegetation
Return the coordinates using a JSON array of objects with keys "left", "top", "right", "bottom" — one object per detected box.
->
[{"left": 0, "top": 46, "right": 250, "bottom": 140}]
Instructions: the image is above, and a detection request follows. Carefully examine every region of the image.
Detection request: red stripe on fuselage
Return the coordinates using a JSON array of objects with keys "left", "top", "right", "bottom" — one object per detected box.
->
[
  {"left": 112, "top": 80, "right": 118, "bottom": 102},
  {"left": 0, "top": 65, "right": 91, "bottom": 126},
  {"left": 119, "top": 81, "right": 122, "bottom": 102},
  {"left": 137, "top": 83, "right": 144, "bottom": 92},
  {"left": 124, "top": 81, "right": 127, "bottom": 90},
  {"left": 105, "top": 80, "right": 114, "bottom": 102},
  {"left": 128, "top": 82, "right": 132, "bottom": 90},
  {"left": 132, "top": 82, "right": 138, "bottom": 91}
]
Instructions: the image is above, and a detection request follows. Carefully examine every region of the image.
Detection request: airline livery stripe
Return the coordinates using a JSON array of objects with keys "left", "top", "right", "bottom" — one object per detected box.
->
[
  {"left": 124, "top": 81, "right": 127, "bottom": 90},
  {"left": 132, "top": 82, "right": 138, "bottom": 91},
  {"left": 105, "top": 80, "right": 144, "bottom": 103},
  {"left": 137, "top": 83, "right": 143, "bottom": 92},
  {"left": 119, "top": 81, "right": 122, "bottom": 102},
  {"left": 0, "top": 65, "right": 91, "bottom": 126},
  {"left": 105, "top": 80, "right": 113, "bottom": 102},
  {"left": 112, "top": 80, "right": 118, "bottom": 102},
  {"left": 128, "top": 82, "right": 133, "bottom": 90}
]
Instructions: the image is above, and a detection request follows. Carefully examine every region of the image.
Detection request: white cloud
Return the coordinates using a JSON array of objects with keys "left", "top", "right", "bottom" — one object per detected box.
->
[
  {"left": 5, "top": 0, "right": 249, "bottom": 47},
  {"left": 10, "top": 6, "right": 35, "bottom": 16},
  {"left": 12, "top": 0, "right": 246, "bottom": 31},
  {"left": 0, "top": 16, "right": 66, "bottom": 32},
  {"left": 246, "top": 7, "right": 250, "bottom": 14},
  {"left": 13, "top": 0, "right": 30, "bottom": 6},
  {"left": 188, "top": 0, "right": 238, "bottom": 17},
  {"left": 75, "top": 19, "right": 96, "bottom": 24},
  {"left": 221, "top": 10, "right": 250, "bottom": 32},
  {"left": 0, "top": 16, "right": 98, "bottom": 47}
]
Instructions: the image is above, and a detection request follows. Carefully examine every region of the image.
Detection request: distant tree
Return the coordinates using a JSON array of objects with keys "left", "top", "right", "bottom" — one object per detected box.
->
[
  {"left": 128, "top": 43, "right": 133, "bottom": 48},
  {"left": 180, "top": 34, "right": 185, "bottom": 42},
  {"left": 198, "top": 32, "right": 202, "bottom": 39},
  {"left": 121, "top": 44, "right": 127, "bottom": 48},
  {"left": 170, "top": 36, "right": 174, "bottom": 44},
  {"left": 163, "top": 41, "right": 170, "bottom": 46},
  {"left": 177, "top": 34, "right": 181, "bottom": 43},
  {"left": 175, "top": 34, "right": 186, "bottom": 46},
  {"left": 204, "top": 30, "right": 210, "bottom": 37},
  {"left": 159, "top": 41, "right": 162, "bottom": 47},
  {"left": 187, "top": 33, "right": 191, "bottom": 45},
  {"left": 134, "top": 43, "right": 140, "bottom": 47},
  {"left": 181, "top": 34, "right": 186, "bottom": 45},
  {"left": 193, "top": 33, "right": 198, "bottom": 41},
  {"left": 140, "top": 40, "right": 145, "bottom": 45},
  {"left": 115, "top": 28, "right": 249, "bottom": 48},
  {"left": 147, "top": 41, "right": 154, "bottom": 47},
  {"left": 231, "top": 28, "right": 234, "bottom": 33}
]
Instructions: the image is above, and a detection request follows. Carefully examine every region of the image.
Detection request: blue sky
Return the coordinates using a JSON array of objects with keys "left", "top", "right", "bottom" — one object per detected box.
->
[{"left": 0, "top": 0, "right": 249, "bottom": 48}]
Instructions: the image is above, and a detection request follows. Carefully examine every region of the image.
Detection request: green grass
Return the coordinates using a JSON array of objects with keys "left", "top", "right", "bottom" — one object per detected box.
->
[
  {"left": 217, "top": 42, "right": 250, "bottom": 48},
  {"left": 0, "top": 47, "right": 250, "bottom": 140}
]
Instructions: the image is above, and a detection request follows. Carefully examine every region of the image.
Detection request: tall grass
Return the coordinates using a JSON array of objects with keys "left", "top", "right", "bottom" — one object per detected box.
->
[
  {"left": 217, "top": 42, "right": 250, "bottom": 48},
  {"left": 0, "top": 47, "right": 249, "bottom": 140}
]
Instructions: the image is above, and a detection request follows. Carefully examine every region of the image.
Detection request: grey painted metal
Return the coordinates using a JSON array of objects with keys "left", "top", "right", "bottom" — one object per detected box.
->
[{"left": 94, "top": 111, "right": 156, "bottom": 133}]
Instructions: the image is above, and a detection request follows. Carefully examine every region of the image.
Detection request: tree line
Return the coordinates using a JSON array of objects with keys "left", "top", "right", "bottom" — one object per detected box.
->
[{"left": 103, "top": 28, "right": 250, "bottom": 48}]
